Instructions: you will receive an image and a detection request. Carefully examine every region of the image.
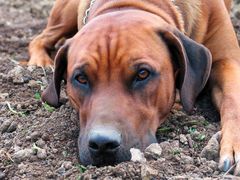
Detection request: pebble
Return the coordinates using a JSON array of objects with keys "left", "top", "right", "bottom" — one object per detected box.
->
[
  {"left": 30, "top": 131, "right": 42, "bottom": 141},
  {"left": 7, "top": 121, "right": 17, "bottom": 133},
  {"left": 27, "top": 65, "right": 37, "bottom": 72},
  {"left": 206, "top": 160, "right": 218, "bottom": 170},
  {"left": 179, "top": 134, "right": 188, "bottom": 145},
  {"left": 159, "top": 141, "right": 171, "bottom": 155},
  {"left": 200, "top": 132, "right": 219, "bottom": 161},
  {"left": 8, "top": 66, "right": 27, "bottom": 84},
  {"left": 37, "top": 149, "right": 47, "bottom": 159},
  {"left": 63, "top": 161, "right": 72, "bottom": 170},
  {"left": 36, "top": 139, "right": 46, "bottom": 148},
  {"left": 18, "top": 163, "right": 28, "bottom": 175},
  {"left": 56, "top": 166, "right": 66, "bottom": 175},
  {"left": 13, "top": 148, "right": 33, "bottom": 163},
  {"left": 0, "top": 171, "right": 5, "bottom": 179},
  {"left": 130, "top": 148, "right": 146, "bottom": 163},
  {"left": 144, "top": 143, "right": 162, "bottom": 160},
  {"left": 28, "top": 80, "right": 39, "bottom": 88},
  {"left": 141, "top": 165, "right": 158, "bottom": 180},
  {"left": 42, "top": 133, "right": 50, "bottom": 141},
  {"left": 0, "top": 93, "right": 9, "bottom": 99},
  {"left": 0, "top": 119, "right": 12, "bottom": 133},
  {"left": 180, "top": 154, "right": 194, "bottom": 164}
]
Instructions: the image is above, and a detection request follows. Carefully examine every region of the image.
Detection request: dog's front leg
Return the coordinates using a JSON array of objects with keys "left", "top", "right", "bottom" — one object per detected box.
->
[{"left": 210, "top": 58, "right": 240, "bottom": 175}]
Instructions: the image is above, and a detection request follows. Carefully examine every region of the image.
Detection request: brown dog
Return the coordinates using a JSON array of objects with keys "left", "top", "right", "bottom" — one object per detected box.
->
[{"left": 28, "top": 0, "right": 240, "bottom": 174}]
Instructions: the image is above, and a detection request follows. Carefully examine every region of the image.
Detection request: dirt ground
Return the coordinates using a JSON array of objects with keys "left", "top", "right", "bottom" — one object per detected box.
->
[{"left": 1, "top": 0, "right": 240, "bottom": 179}]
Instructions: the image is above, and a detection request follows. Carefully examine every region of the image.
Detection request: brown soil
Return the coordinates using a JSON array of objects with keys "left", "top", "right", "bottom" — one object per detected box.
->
[{"left": 0, "top": 1, "right": 240, "bottom": 179}]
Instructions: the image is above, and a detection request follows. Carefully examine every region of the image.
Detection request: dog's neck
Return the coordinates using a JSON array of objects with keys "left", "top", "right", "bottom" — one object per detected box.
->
[{"left": 78, "top": 0, "right": 186, "bottom": 33}]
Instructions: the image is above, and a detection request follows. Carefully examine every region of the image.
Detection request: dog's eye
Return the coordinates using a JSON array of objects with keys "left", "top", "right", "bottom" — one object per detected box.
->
[
  {"left": 75, "top": 74, "right": 88, "bottom": 85},
  {"left": 136, "top": 69, "right": 150, "bottom": 81}
]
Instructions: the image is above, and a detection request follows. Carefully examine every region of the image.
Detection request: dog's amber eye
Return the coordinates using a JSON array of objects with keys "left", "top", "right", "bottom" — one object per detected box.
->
[
  {"left": 76, "top": 74, "right": 88, "bottom": 84},
  {"left": 136, "top": 69, "right": 150, "bottom": 81}
]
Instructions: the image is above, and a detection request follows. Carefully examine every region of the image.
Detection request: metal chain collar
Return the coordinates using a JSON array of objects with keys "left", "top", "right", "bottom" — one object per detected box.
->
[{"left": 83, "top": 0, "right": 96, "bottom": 25}]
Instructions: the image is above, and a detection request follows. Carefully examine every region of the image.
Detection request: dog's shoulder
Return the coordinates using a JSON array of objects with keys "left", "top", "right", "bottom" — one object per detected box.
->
[{"left": 174, "top": 0, "right": 202, "bottom": 36}]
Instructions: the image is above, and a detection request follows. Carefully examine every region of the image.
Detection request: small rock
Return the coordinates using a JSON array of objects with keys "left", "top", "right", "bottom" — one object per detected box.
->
[
  {"left": 205, "top": 160, "right": 218, "bottom": 170},
  {"left": 18, "top": 163, "right": 28, "bottom": 175},
  {"left": 200, "top": 132, "right": 220, "bottom": 161},
  {"left": 159, "top": 141, "right": 171, "bottom": 155},
  {"left": 144, "top": 143, "right": 162, "bottom": 160},
  {"left": 28, "top": 80, "right": 39, "bottom": 88},
  {"left": 8, "top": 66, "right": 27, "bottom": 84},
  {"left": 171, "top": 140, "right": 180, "bottom": 148},
  {"left": 27, "top": 65, "right": 37, "bottom": 72},
  {"left": 63, "top": 161, "right": 72, "bottom": 170},
  {"left": 36, "top": 139, "right": 45, "bottom": 148},
  {"left": 30, "top": 131, "right": 42, "bottom": 141},
  {"left": 186, "top": 134, "right": 194, "bottom": 148},
  {"left": 130, "top": 148, "right": 146, "bottom": 163},
  {"left": 42, "top": 133, "right": 50, "bottom": 141},
  {"left": 0, "top": 93, "right": 9, "bottom": 99},
  {"left": 0, "top": 171, "right": 5, "bottom": 179},
  {"left": 180, "top": 154, "right": 194, "bottom": 164},
  {"left": 179, "top": 134, "right": 188, "bottom": 145},
  {"left": 7, "top": 121, "right": 17, "bottom": 133},
  {"left": 13, "top": 148, "right": 33, "bottom": 163},
  {"left": 141, "top": 165, "right": 158, "bottom": 180},
  {"left": 0, "top": 119, "right": 12, "bottom": 133},
  {"left": 37, "top": 149, "right": 47, "bottom": 159},
  {"left": 56, "top": 166, "right": 66, "bottom": 175}
]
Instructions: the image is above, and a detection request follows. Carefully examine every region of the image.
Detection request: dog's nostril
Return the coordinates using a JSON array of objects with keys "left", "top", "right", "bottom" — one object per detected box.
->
[
  {"left": 105, "top": 141, "right": 120, "bottom": 150},
  {"left": 89, "top": 141, "right": 99, "bottom": 150},
  {"left": 88, "top": 128, "right": 121, "bottom": 154}
]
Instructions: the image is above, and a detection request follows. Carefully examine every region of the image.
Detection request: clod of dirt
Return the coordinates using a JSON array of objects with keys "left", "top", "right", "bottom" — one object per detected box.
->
[
  {"left": 55, "top": 161, "right": 73, "bottom": 176},
  {"left": 0, "top": 171, "right": 5, "bottom": 179},
  {"left": 0, "top": 118, "right": 17, "bottom": 133},
  {"left": 35, "top": 139, "right": 46, "bottom": 148},
  {"left": 28, "top": 80, "right": 39, "bottom": 88},
  {"left": 12, "top": 148, "right": 34, "bottom": 163},
  {"left": 144, "top": 143, "right": 162, "bottom": 160},
  {"left": 6, "top": 121, "right": 17, "bottom": 133},
  {"left": 63, "top": 161, "right": 73, "bottom": 170},
  {"left": 179, "top": 134, "right": 188, "bottom": 145},
  {"left": 141, "top": 164, "right": 158, "bottom": 180},
  {"left": 130, "top": 148, "right": 146, "bottom": 163},
  {"left": 29, "top": 131, "right": 42, "bottom": 142},
  {"left": 180, "top": 154, "right": 194, "bottom": 164},
  {"left": 0, "top": 93, "right": 9, "bottom": 99},
  {"left": 0, "top": 119, "right": 12, "bottom": 133},
  {"left": 7, "top": 65, "right": 30, "bottom": 84},
  {"left": 206, "top": 160, "right": 218, "bottom": 170},
  {"left": 200, "top": 132, "right": 220, "bottom": 161},
  {"left": 37, "top": 149, "right": 47, "bottom": 159}
]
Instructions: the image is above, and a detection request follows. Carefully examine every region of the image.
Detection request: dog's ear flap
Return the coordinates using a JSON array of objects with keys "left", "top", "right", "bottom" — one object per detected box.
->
[
  {"left": 41, "top": 41, "right": 70, "bottom": 108},
  {"left": 160, "top": 30, "right": 212, "bottom": 113}
]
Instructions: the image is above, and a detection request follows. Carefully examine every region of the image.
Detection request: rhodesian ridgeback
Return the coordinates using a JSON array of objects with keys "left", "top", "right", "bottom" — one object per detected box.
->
[{"left": 28, "top": 0, "right": 240, "bottom": 174}]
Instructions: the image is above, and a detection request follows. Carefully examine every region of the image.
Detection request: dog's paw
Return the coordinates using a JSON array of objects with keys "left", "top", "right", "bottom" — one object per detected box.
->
[
  {"left": 202, "top": 131, "right": 240, "bottom": 175},
  {"left": 28, "top": 52, "right": 53, "bottom": 67},
  {"left": 218, "top": 127, "right": 240, "bottom": 175}
]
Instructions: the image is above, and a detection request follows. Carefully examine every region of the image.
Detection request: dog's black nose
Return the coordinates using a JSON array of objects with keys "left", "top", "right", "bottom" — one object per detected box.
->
[{"left": 88, "top": 128, "right": 121, "bottom": 154}]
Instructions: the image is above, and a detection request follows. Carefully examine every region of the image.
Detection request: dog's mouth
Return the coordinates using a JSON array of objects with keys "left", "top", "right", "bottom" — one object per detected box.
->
[{"left": 78, "top": 128, "right": 157, "bottom": 166}]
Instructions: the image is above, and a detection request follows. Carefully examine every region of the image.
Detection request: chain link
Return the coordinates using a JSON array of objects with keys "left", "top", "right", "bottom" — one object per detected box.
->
[{"left": 83, "top": 0, "right": 96, "bottom": 25}]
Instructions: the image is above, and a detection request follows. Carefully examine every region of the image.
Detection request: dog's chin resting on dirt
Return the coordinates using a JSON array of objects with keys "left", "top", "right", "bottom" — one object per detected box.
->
[{"left": 78, "top": 129, "right": 157, "bottom": 166}]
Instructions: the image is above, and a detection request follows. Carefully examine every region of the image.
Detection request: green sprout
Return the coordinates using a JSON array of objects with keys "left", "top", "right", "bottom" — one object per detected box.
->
[{"left": 43, "top": 103, "right": 55, "bottom": 112}]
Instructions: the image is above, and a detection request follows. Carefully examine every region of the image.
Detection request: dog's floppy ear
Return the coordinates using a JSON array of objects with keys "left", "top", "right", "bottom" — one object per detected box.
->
[
  {"left": 160, "top": 30, "right": 212, "bottom": 113},
  {"left": 41, "top": 41, "right": 71, "bottom": 107}
]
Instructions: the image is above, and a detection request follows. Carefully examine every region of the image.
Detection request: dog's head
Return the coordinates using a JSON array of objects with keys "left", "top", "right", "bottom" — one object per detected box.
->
[{"left": 42, "top": 12, "right": 212, "bottom": 166}]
